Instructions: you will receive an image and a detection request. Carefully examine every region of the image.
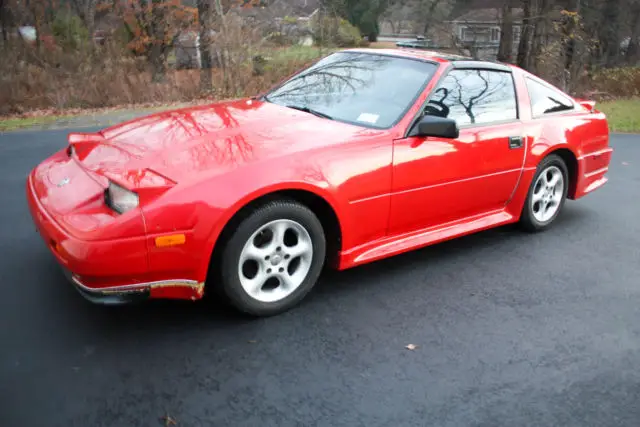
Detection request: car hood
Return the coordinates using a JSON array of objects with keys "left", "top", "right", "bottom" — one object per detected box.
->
[{"left": 74, "top": 99, "right": 377, "bottom": 188}]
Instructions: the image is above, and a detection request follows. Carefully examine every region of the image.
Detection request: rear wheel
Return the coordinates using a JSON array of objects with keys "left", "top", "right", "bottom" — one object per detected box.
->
[
  {"left": 520, "top": 154, "right": 569, "bottom": 232},
  {"left": 219, "top": 200, "right": 326, "bottom": 316}
]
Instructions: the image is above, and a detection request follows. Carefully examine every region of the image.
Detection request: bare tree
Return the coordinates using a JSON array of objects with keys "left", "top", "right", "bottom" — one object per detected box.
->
[
  {"left": 626, "top": 0, "right": 640, "bottom": 63},
  {"left": 421, "top": 0, "right": 445, "bottom": 36},
  {"left": 24, "top": 0, "right": 44, "bottom": 52},
  {"left": 600, "top": 0, "right": 623, "bottom": 66},
  {"left": 517, "top": 0, "right": 533, "bottom": 69},
  {"left": 147, "top": 0, "right": 171, "bottom": 82},
  {"left": 70, "top": 0, "right": 98, "bottom": 37},
  {"left": 198, "top": 0, "right": 214, "bottom": 92},
  {"left": 533, "top": 0, "right": 553, "bottom": 73},
  {"left": 0, "top": 0, "right": 9, "bottom": 43},
  {"left": 497, "top": 0, "right": 515, "bottom": 62},
  {"left": 380, "top": 0, "right": 417, "bottom": 35},
  {"left": 446, "top": 70, "right": 510, "bottom": 123},
  {"left": 559, "top": 1, "right": 583, "bottom": 91},
  {"left": 381, "top": 0, "right": 453, "bottom": 38},
  {"left": 123, "top": 0, "right": 194, "bottom": 82}
]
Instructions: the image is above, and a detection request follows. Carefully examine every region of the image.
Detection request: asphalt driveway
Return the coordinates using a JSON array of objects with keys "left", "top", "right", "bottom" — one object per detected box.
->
[{"left": 1, "top": 129, "right": 639, "bottom": 427}]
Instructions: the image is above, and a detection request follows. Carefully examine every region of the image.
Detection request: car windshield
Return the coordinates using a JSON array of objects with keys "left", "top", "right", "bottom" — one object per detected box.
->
[{"left": 263, "top": 52, "right": 438, "bottom": 129}]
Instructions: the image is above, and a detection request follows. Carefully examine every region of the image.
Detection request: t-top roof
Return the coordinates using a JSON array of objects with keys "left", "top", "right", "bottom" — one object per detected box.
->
[{"left": 343, "top": 48, "right": 512, "bottom": 71}]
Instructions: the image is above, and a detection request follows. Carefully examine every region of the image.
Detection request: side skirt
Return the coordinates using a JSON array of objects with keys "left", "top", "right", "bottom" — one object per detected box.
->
[{"left": 338, "top": 209, "right": 518, "bottom": 269}]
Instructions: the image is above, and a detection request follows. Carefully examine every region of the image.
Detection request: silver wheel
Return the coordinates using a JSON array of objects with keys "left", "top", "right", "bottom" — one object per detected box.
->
[
  {"left": 531, "top": 165, "right": 564, "bottom": 223},
  {"left": 238, "top": 219, "right": 314, "bottom": 303}
]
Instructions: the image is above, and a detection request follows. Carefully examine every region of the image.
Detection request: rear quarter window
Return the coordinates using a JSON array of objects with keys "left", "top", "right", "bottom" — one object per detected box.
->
[{"left": 525, "top": 78, "right": 575, "bottom": 117}]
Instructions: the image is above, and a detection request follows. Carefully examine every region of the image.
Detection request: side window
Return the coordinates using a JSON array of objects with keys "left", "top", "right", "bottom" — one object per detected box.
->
[
  {"left": 525, "top": 78, "right": 574, "bottom": 117},
  {"left": 424, "top": 69, "right": 518, "bottom": 126}
]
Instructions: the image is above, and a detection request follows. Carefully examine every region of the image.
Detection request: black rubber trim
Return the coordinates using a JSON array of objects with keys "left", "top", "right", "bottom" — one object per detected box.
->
[
  {"left": 62, "top": 268, "right": 149, "bottom": 305},
  {"left": 74, "top": 282, "right": 149, "bottom": 305}
]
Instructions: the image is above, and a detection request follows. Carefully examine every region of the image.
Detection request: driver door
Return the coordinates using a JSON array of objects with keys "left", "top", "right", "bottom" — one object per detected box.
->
[{"left": 388, "top": 67, "right": 526, "bottom": 235}]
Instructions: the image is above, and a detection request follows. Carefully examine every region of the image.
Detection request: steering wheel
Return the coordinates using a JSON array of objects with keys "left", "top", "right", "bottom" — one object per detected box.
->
[{"left": 423, "top": 88, "right": 450, "bottom": 118}]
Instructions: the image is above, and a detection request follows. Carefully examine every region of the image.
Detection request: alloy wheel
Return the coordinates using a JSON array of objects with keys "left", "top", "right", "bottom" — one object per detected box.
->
[
  {"left": 238, "top": 219, "right": 314, "bottom": 303},
  {"left": 531, "top": 165, "right": 565, "bottom": 223}
]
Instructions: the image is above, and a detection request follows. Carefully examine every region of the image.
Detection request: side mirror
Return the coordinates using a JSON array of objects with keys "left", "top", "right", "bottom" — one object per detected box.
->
[{"left": 409, "top": 115, "right": 459, "bottom": 139}]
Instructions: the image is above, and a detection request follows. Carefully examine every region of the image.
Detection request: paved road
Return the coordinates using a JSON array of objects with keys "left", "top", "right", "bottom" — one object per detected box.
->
[{"left": 1, "top": 129, "right": 639, "bottom": 427}]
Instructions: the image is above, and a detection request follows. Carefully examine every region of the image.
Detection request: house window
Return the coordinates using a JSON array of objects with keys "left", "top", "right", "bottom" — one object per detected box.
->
[
  {"left": 461, "top": 27, "right": 474, "bottom": 42},
  {"left": 490, "top": 27, "right": 500, "bottom": 42},
  {"left": 513, "top": 25, "right": 521, "bottom": 43}
]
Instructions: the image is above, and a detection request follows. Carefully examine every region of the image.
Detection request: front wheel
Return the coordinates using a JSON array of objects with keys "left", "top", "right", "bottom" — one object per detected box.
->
[
  {"left": 520, "top": 154, "right": 569, "bottom": 232},
  {"left": 219, "top": 200, "right": 326, "bottom": 316}
]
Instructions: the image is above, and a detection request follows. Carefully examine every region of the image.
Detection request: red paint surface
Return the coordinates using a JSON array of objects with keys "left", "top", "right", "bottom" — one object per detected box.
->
[{"left": 26, "top": 49, "right": 613, "bottom": 299}]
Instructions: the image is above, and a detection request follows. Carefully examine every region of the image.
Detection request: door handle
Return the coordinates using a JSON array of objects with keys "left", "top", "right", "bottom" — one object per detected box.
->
[{"left": 508, "top": 136, "right": 523, "bottom": 149}]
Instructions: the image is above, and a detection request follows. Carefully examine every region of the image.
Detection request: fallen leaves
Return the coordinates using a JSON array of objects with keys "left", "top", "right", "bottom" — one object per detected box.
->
[
  {"left": 161, "top": 415, "right": 177, "bottom": 426},
  {"left": 405, "top": 344, "right": 418, "bottom": 351}
]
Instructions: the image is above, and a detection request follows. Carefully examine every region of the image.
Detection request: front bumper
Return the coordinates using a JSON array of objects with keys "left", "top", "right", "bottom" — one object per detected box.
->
[
  {"left": 27, "top": 171, "right": 149, "bottom": 283},
  {"left": 27, "top": 172, "right": 205, "bottom": 303}
]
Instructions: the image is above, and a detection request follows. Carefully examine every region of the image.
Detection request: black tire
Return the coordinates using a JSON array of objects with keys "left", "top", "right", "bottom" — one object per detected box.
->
[
  {"left": 519, "top": 154, "right": 569, "bottom": 232},
  {"left": 219, "top": 200, "right": 326, "bottom": 316}
]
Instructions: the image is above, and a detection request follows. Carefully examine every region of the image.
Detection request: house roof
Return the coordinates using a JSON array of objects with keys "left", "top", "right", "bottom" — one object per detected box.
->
[
  {"left": 451, "top": 8, "right": 524, "bottom": 24},
  {"left": 450, "top": 5, "right": 566, "bottom": 24},
  {"left": 234, "top": 0, "right": 319, "bottom": 21}
]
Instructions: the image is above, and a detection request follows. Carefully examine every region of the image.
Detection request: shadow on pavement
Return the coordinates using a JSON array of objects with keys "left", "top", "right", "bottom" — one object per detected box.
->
[{"left": 39, "top": 203, "right": 594, "bottom": 334}]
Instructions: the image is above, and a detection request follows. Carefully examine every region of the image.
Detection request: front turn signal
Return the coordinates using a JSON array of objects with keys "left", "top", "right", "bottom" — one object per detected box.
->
[{"left": 155, "top": 234, "right": 186, "bottom": 247}]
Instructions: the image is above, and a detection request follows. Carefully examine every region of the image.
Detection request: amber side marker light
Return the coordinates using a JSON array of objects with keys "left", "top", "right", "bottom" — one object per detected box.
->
[
  {"left": 155, "top": 234, "right": 186, "bottom": 247},
  {"left": 51, "top": 239, "right": 64, "bottom": 255}
]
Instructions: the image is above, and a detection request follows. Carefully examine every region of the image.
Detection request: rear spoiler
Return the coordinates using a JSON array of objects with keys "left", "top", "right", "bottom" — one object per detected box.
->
[
  {"left": 574, "top": 98, "right": 597, "bottom": 112},
  {"left": 68, "top": 132, "right": 105, "bottom": 144}
]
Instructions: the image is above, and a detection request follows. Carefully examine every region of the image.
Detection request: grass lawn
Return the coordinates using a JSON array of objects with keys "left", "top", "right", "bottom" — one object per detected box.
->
[
  {"left": 598, "top": 98, "right": 640, "bottom": 133},
  {"left": 260, "top": 45, "right": 331, "bottom": 63},
  {"left": 0, "top": 115, "right": 74, "bottom": 132}
]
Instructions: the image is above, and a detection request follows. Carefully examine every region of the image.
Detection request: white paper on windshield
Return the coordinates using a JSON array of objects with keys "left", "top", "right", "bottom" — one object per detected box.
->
[{"left": 356, "top": 113, "right": 379, "bottom": 124}]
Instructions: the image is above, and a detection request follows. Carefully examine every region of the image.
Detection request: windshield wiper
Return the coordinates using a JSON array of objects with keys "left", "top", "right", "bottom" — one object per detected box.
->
[{"left": 285, "top": 105, "right": 333, "bottom": 120}]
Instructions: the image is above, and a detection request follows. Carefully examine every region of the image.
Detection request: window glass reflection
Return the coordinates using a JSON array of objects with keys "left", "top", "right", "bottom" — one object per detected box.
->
[
  {"left": 265, "top": 52, "right": 438, "bottom": 129},
  {"left": 425, "top": 69, "right": 518, "bottom": 126}
]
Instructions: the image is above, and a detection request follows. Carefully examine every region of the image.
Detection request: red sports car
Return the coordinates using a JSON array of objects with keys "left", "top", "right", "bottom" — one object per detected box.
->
[{"left": 27, "top": 48, "right": 613, "bottom": 316}]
